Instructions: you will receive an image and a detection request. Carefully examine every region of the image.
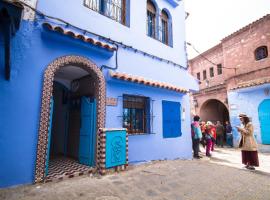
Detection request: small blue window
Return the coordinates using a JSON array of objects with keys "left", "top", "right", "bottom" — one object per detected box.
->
[
  {"left": 162, "top": 100, "right": 181, "bottom": 138},
  {"left": 123, "top": 95, "right": 151, "bottom": 134}
]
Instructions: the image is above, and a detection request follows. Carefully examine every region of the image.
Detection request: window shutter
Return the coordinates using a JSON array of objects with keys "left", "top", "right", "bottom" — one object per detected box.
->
[{"left": 162, "top": 100, "right": 181, "bottom": 138}]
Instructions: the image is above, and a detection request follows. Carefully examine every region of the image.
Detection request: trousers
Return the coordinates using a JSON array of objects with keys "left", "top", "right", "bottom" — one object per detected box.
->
[{"left": 192, "top": 138, "right": 200, "bottom": 157}]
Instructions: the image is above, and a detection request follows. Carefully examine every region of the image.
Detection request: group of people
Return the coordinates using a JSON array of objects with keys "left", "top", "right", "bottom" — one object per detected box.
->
[
  {"left": 191, "top": 114, "right": 259, "bottom": 170},
  {"left": 191, "top": 116, "right": 232, "bottom": 158}
]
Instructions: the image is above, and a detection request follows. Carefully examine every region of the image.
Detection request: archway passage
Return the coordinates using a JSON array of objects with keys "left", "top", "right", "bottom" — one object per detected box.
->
[
  {"left": 258, "top": 99, "right": 270, "bottom": 144},
  {"left": 35, "top": 56, "right": 106, "bottom": 183},
  {"left": 200, "top": 99, "right": 229, "bottom": 125},
  {"left": 200, "top": 99, "right": 229, "bottom": 143}
]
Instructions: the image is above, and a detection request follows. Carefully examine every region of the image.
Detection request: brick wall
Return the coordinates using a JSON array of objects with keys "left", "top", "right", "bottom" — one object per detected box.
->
[{"left": 189, "top": 14, "right": 270, "bottom": 116}]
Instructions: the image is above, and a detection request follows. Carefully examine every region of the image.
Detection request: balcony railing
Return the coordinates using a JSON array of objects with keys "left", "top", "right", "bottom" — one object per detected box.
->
[{"left": 84, "top": 0, "right": 126, "bottom": 25}]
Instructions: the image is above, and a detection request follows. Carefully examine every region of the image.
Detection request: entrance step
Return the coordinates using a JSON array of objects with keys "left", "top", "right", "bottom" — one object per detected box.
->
[{"left": 45, "top": 157, "right": 96, "bottom": 183}]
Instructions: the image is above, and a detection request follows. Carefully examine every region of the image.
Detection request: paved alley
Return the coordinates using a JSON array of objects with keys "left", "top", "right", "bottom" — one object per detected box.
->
[{"left": 1, "top": 146, "right": 270, "bottom": 200}]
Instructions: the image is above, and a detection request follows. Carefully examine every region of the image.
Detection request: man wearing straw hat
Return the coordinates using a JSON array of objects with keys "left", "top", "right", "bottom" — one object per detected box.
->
[{"left": 237, "top": 113, "right": 259, "bottom": 170}]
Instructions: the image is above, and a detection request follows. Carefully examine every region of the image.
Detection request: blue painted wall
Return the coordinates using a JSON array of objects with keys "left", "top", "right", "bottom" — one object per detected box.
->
[
  {"left": 106, "top": 79, "right": 193, "bottom": 163},
  {"left": 0, "top": 21, "right": 113, "bottom": 188},
  {"left": 228, "top": 83, "right": 270, "bottom": 145},
  {"left": 37, "top": 0, "right": 187, "bottom": 66},
  {"left": 0, "top": 0, "right": 198, "bottom": 188}
]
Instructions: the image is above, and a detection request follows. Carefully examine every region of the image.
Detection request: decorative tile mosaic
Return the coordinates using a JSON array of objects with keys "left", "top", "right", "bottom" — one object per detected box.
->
[
  {"left": 35, "top": 55, "right": 106, "bottom": 183},
  {"left": 45, "top": 157, "right": 94, "bottom": 183}
]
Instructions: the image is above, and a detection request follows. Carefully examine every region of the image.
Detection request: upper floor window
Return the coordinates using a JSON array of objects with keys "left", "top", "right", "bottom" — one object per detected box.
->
[
  {"left": 210, "top": 67, "right": 214, "bottom": 77},
  {"left": 84, "top": 0, "right": 127, "bottom": 25},
  {"left": 196, "top": 72, "right": 200, "bottom": 80},
  {"left": 203, "top": 70, "right": 207, "bottom": 80},
  {"left": 255, "top": 46, "right": 268, "bottom": 61},
  {"left": 146, "top": 2, "right": 173, "bottom": 46},
  {"left": 147, "top": 0, "right": 156, "bottom": 38},
  {"left": 160, "top": 10, "right": 169, "bottom": 45},
  {"left": 217, "top": 64, "right": 222, "bottom": 75}
]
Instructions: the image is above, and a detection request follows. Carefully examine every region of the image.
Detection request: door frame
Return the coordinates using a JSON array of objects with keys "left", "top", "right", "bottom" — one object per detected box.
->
[
  {"left": 258, "top": 99, "right": 270, "bottom": 144},
  {"left": 34, "top": 55, "right": 106, "bottom": 183}
]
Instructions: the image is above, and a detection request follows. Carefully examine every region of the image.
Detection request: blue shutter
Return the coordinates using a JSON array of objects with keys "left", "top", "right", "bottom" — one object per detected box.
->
[{"left": 162, "top": 100, "right": 181, "bottom": 138}]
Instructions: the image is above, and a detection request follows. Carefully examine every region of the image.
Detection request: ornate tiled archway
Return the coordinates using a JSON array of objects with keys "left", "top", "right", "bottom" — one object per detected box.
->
[{"left": 34, "top": 55, "right": 106, "bottom": 183}]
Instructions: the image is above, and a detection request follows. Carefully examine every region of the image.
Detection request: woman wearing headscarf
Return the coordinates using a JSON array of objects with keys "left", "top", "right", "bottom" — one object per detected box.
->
[
  {"left": 237, "top": 114, "right": 259, "bottom": 170},
  {"left": 205, "top": 121, "right": 214, "bottom": 157}
]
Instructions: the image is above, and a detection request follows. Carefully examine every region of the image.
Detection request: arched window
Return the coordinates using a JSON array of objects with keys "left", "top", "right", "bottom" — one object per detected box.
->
[
  {"left": 255, "top": 46, "right": 268, "bottom": 60},
  {"left": 161, "top": 10, "right": 169, "bottom": 45},
  {"left": 147, "top": 0, "right": 156, "bottom": 38}
]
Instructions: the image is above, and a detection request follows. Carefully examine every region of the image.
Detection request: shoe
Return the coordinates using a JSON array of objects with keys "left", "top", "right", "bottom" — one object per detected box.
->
[
  {"left": 247, "top": 166, "right": 255, "bottom": 170},
  {"left": 206, "top": 154, "right": 211, "bottom": 157},
  {"left": 193, "top": 156, "right": 201, "bottom": 159}
]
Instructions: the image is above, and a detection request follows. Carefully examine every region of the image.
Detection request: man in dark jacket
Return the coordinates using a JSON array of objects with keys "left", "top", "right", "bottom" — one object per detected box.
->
[
  {"left": 225, "top": 121, "right": 233, "bottom": 147},
  {"left": 216, "top": 121, "right": 224, "bottom": 147}
]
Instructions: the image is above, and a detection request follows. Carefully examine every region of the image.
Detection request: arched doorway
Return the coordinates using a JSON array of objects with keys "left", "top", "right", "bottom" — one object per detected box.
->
[
  {"left": 35, "top": 56, "right": 106, "bottom": 183},
  {"left": 258, "top": 99, "right": 270, "bottom": 144},
  {"left": 200, "top": 99, "right": 229, "bottom": 125}
]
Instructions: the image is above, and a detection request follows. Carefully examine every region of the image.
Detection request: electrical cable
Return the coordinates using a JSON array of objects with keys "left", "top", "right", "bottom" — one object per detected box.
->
[
  {"left": 186, "top": 42, "right": 237, "bottom": 70},
  {"left": 16, "top": 0, "right": 187, "bottom": 70}
]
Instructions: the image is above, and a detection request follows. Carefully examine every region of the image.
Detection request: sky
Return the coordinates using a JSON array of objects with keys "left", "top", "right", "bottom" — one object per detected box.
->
[{"left": 184, "top": 0, "right": 270, "bottom": 59}]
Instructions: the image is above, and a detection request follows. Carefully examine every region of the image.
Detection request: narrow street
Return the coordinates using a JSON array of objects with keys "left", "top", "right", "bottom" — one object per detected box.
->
[{"left": 1, "top": 146, "right": 270, "bottom": 200}]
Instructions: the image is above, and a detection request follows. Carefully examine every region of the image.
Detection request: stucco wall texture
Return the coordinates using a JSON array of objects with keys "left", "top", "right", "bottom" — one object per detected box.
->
[{"left": 0, "top": 0, "right": 197, "bottom": 188}]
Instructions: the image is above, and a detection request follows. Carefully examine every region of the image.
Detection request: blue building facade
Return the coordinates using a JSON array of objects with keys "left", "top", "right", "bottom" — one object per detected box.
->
[
  {"left": 228, "top": 83, "right": 270, "bottom": 146},
  {"left": 0, "top": 0, "right": 198, "bottom": 188}
]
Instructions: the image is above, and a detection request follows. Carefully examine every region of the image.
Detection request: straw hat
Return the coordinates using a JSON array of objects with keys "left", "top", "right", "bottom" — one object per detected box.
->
[{"left": 239, "top": 113, "right": 248, "bottom": 118}]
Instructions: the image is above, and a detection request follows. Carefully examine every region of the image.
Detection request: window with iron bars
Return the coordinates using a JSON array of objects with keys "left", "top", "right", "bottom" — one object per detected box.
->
[
  {"left": 158, "top": 19, "right": 168, "bottom": 44},
  {"left": 123, "top": 95, "right": 153, "bottom": 135},
  {"left": 159, "top": 10, "right": 169, "bottom": 45},
  {"left": 255, "top": 46, "right": 268, "bottom": 61},
  {"left": 84, "top": 0, "right": 126, "bottom": 25},
  {"left": 147, "top": 10, "right": 156, "bottom": 38}
]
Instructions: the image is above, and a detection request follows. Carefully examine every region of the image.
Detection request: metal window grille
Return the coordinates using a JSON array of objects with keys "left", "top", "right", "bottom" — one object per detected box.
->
[
  {"left": 84, "top": 0, "right": 126, "bottom": 24},
  {"left": 255, "top": 46, "right": 268, "bottom": 60},
  {"left": 123, "top": 95, "right": 153, "bottom": 134},
  {"left": 158, "top": 19, "right": 168, "bottom": 44},
  {"left": 147, "top": 10, "right": 156, "bottom": 38}
]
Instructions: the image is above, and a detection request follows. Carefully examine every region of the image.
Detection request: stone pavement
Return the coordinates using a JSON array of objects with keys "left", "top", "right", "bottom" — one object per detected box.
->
[
  {"left": 206, "top": 144, "right": 270, "bottom": 174},
  {"left": 1, "top": 146, "right": 270, "bottom": 200}
]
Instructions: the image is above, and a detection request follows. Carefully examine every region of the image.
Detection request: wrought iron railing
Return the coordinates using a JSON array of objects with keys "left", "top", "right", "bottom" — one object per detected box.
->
[{"left": 84, "top": 0, "right": 125, "bottom": 24}]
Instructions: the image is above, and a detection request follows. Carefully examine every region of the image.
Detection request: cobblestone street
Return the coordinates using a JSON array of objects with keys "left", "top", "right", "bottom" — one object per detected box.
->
[{"left": 1, "top": 146, "right": 270, "bottom": 200}]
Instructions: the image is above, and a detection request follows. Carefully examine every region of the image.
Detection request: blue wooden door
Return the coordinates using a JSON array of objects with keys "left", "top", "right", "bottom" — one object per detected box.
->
[
  {"left": 45, "top": 97, "right": 54, "bottom": 176},
  {"left": 162, "top": 100, "right": 182, "bottom": 138},
  {"left": 79, "top": 97, "right": 96, "bottom": 166},
  {"left": 258, "top": 99, "right": 270, "bottom": 144}
]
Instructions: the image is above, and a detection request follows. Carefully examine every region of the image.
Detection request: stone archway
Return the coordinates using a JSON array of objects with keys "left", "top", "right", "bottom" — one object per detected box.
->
[
  {"left": 34, "top": 55, "right": 106, "bottom": 183},
  {"left": 200, "top": 99, "right": 229, "bottom": 124}
]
